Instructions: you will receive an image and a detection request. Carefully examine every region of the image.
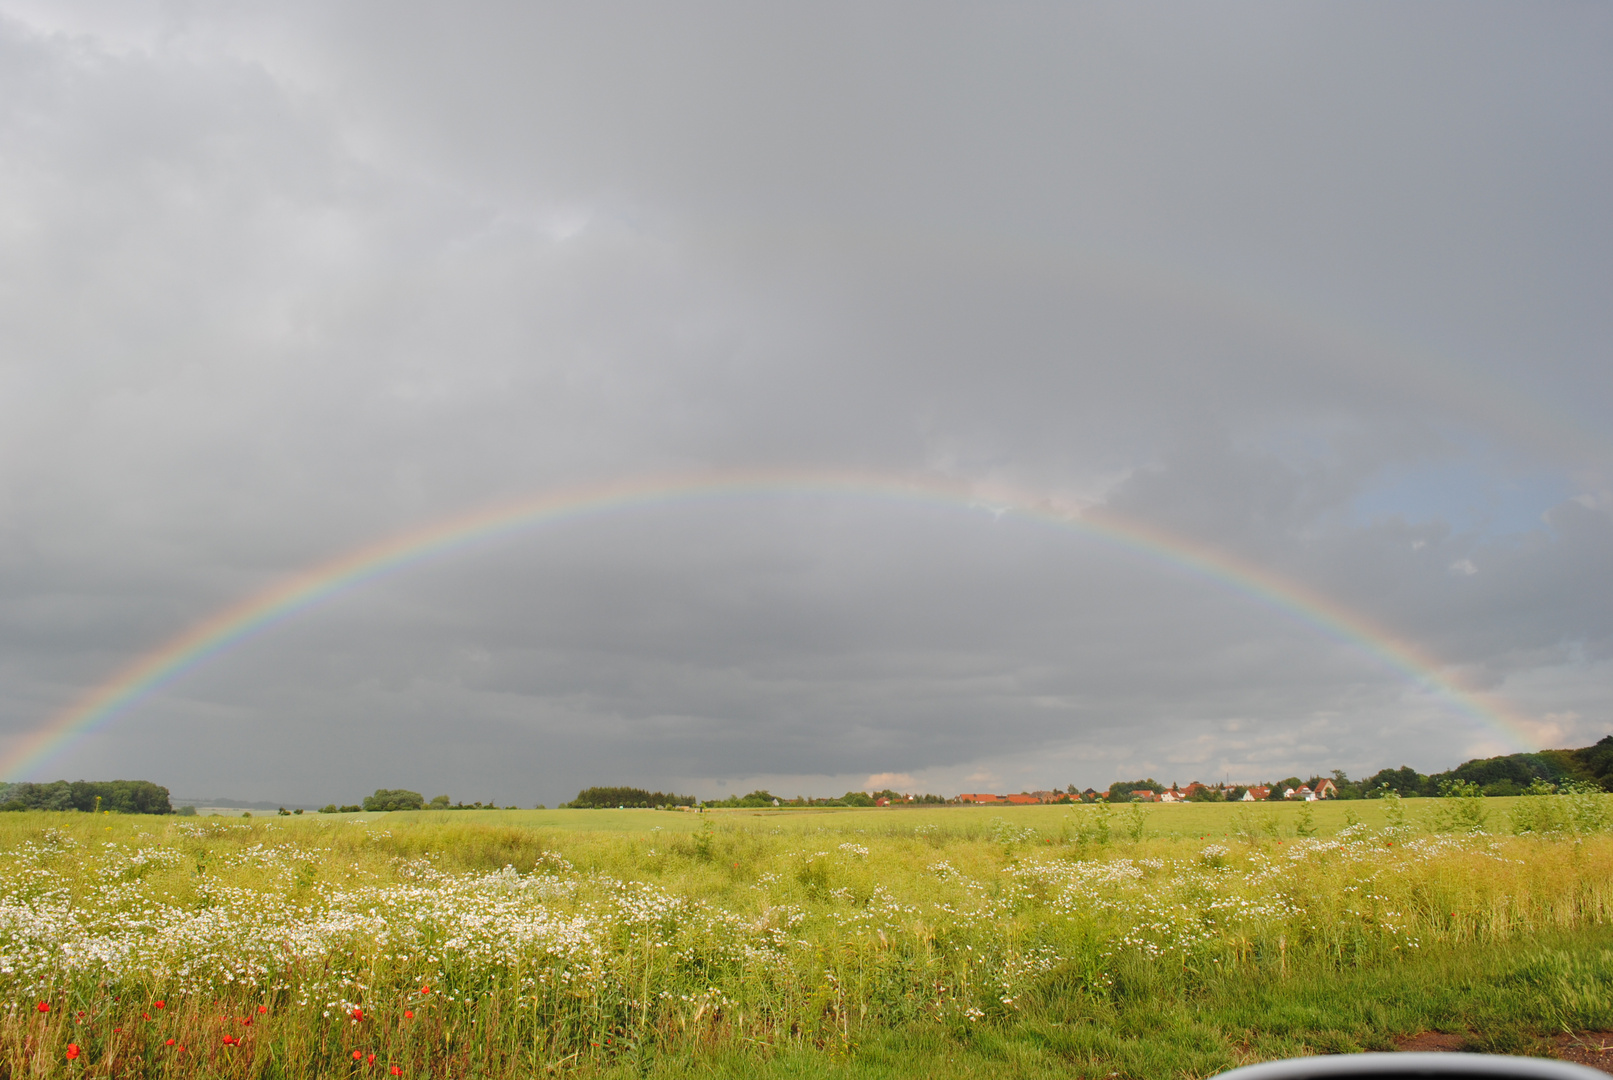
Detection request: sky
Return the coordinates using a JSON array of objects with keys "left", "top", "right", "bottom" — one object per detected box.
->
[{"left": 0, "top": 2, "right": 1610, "bottom": 807}]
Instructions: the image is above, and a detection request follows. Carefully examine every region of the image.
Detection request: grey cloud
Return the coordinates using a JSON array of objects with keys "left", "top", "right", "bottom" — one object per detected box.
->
[{"left": 0, "top": 3, "right": 1609, "bottom": 805}]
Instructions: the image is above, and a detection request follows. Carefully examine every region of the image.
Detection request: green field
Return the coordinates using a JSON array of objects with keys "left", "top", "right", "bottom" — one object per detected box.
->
[{"left": 2, "top": 796, "right": 1612, "bottom": 1078}]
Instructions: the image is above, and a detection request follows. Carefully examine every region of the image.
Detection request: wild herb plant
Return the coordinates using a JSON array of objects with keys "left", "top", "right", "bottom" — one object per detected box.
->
[{"left": 0, "top": 798, "right": 1607, "bottom": 1078}]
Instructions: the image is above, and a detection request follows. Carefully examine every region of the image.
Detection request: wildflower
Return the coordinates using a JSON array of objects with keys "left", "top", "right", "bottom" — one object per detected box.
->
[
  {"left": 223, "top": 1035, "right": 237, "bottom": 1046},
  {"left": 391, "top": 1068, "right": 403, "bottom": 1077},
  {"left": 404, "top": 1011, "right": 414, "bottom": 1020},
  {"left": 36, "top": 1002, "right": 49, "bottom": 1013},
  {"left": 154, "top": 1001, "right": 164, "bottom": 1009},
  {"left": 165, "top": 1039, "right": 175, "bottom": 1046},
  {"left": 143, "top": 1013, "right": 151, "bottom": 1020},
  {"left": 352, "top": 1007, "right": 365, "bottom": 1021},
  {"left": 353, "top": 1049, "right": 364, "bottom": 1060},
  {"left": 66, "top": 1044, "right": 80, "bottom": 1060},
  {"left": 369, "top": 1053, "right": 377, "bottom": 1064},
  {"left": 420, "top": 986, "right": 430, "bottom": 995},
  {"left": 258, "top": 1005, "right": 268, "bottom": 1014}
]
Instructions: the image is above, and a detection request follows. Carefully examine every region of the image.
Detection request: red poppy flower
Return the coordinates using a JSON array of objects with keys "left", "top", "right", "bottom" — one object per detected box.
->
[
  {"left": 223, "top": 1035, "right": 237, "bottom": 1046},
  {"left": 154, "top": 1001, "right": 164, "bottom": 1009},
  {"left": 177, "top": 1046, "right": 186, "bottom": 1053},
  {"left": 257, "top": 1005, "right": 268, "bottom": 1014},
  {"left": 165, "top": 1039, "right": 175, "bottom": 1046},
  {"left": 404, "top": 1010, "right": 414, "bottom": 1020},
  {"left": 36, "top": 1002, "right": 49, "bottom": 1013},
  {"left": 391, "top": 1068, "right": 403, "bottom": 1077},
  {"left": 65, "top": 1044, "right": 80, "bottom": 1060},
  {"left": 143, "top": 1012, "right": 151, "bottom": 1021},
  {"left": 419, "top": 986, "right": 430, "bottom": 995},
  {"left": 113, "top": 1028, "right": 122, "bottom": 1034},
  {"left": 368, "top": 1053, "right": 376, "bottom": 1064},
  {"left": 242, "top": 1017, "right": 253, "bottom": 1027}
]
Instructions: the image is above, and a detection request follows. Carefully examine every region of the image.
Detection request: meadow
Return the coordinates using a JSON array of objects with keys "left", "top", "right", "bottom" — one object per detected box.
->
[{"left": 1, "top": 797, "right": 1612, "bottom": 1079}]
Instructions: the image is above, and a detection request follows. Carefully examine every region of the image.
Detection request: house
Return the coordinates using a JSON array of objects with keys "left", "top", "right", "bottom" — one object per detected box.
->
[
  {"left": 874, "top": 797, "right": 890, "bottom": 807},
  {"left": 1005, "top": 793, "right": 1041, "bottom": 805},
  {"left": 1285, "top": 785, "right": 1313, "bottom": 800},
  {"left": 959, "top": 793, "right": 1004, "bottom": 804},
  {"left": 1242, "top": 785, "right": 1271, "bottom": 801},
  {"left": 1312, "top": 778, "right": 1338, "bottom": 799},
  {"left": 1158, "top": 790, "right": 1180, "bottom": 803},
  {"left": 1130, "top": 790, "right": 1158, "bottom": 802},
  {"left": 1029, "top": 790, "right": 1059, "bottom": 803}
]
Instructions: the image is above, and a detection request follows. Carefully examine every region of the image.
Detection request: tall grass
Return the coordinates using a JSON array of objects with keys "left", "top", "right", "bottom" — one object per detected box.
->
[{"left": 1, "top": 797, "right": 1610, "bottom": 1078}]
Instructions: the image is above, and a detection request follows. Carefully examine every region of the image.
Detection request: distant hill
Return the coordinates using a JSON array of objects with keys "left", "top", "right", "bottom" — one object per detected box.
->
[{"left": 171, "top": 797, "right": 325, "bottom": 812}]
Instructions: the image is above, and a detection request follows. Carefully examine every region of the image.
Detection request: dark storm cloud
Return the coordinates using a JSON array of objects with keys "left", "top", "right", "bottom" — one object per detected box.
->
[{"left": 0, "top": 2, "right": 1609, "bottom": 805}]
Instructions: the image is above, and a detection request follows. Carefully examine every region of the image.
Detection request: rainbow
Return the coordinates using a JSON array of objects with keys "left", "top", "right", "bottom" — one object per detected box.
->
[{"left": 1, "top": 468, "right": 1536, "bottom": 780}]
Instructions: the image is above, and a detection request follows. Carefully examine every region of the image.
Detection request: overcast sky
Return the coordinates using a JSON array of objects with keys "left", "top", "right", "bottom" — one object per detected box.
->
[{"left": 1, "top": 2, "right": 1609, "bottom": 806}]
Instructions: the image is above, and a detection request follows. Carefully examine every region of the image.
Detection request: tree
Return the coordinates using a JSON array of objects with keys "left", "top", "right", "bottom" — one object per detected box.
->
[
  {"left": 564, "top": 786, "right": 696, "bottom": 809},
  {"left": 1361, "top": 766, "right": 1429, "bottom": 797},
  {"left": 1106, "top": 779, "right": 1164, "bottom": 802},
  {"left": 362, "top": 789, "right": 425, "bottom": 812},
  {"left": 0, "top": 780, "right": 171, "bottom": 814}
]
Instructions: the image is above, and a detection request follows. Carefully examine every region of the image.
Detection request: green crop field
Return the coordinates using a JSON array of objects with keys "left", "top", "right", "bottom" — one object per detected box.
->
[{"left": 3, "top": 796, "right": 1612, "bottom": 1078}]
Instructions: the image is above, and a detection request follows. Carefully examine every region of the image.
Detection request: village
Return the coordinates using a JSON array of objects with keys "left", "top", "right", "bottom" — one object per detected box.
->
[{"left": 949, "top": 778, "right": 1339, "bottom": 805}]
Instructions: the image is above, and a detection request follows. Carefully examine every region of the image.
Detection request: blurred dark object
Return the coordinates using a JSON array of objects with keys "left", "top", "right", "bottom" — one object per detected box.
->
[{"left": 1217, "top": 1053, "right": 1609, "bottom": 1079}]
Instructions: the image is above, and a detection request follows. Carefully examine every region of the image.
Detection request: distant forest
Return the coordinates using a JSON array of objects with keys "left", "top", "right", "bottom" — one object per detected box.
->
[
  {"left": 0, "top": 780, "right": 172, "bottom": 815},
  {"left": 563, "top": 786, "right": 697, "bottom": 809},
  {"left": 1349, "top": 734, "right": 1613, "bottom": 797}
]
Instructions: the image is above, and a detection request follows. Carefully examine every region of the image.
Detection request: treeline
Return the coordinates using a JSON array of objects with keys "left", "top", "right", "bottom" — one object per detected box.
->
[
  {"left": 311, "top": 736, "right": 1613, "bottom": 816},
  {"left": 703, "top": 788, "right": 949, "bottom": 808},
  {"left": 1352, "top": 735, "right": 1613, "bottom": 797},
  {"left": 1092, "top": 735, "right": 1613, "bottom": 802},
  {"left": 563, "top": 787, "right": 696, "bottom": 809},
  {"left": 0, "top": 780, "right": 171, "bottom": 815},
  {"left": 319, "top": 790, "right": 525, "bottom": 813}
]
